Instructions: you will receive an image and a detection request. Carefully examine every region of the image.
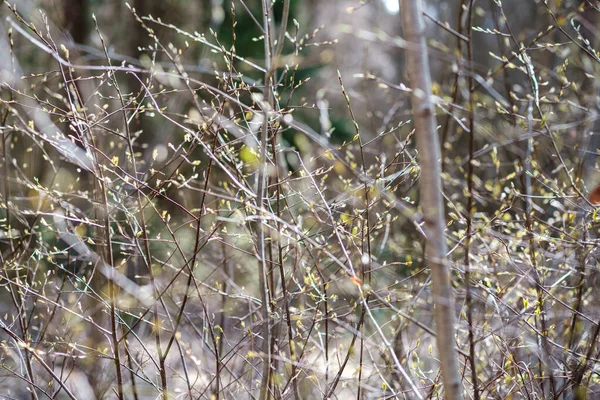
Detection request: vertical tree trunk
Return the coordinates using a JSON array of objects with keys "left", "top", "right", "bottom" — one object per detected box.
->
[
  {"left": 63, "top": 0, "right": 88, "bottom": 44},
  {"left": 399, "top": 1, "right": 463, "bottom": 399}
]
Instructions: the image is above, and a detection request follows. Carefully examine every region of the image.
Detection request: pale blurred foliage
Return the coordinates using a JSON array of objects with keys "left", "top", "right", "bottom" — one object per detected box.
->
[{"left": 0, "top": 0, "right": 600, "bottom": 399}]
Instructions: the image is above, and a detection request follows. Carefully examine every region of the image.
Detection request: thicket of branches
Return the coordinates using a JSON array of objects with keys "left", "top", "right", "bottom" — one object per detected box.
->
[{"left": 1, "top": 0, "right": 600, "bottom": 399}]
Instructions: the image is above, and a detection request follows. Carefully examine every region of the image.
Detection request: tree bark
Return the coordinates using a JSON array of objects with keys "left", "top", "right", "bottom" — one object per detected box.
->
[{"left": 399, "top": 0, "right": 463, "bottom": 399}]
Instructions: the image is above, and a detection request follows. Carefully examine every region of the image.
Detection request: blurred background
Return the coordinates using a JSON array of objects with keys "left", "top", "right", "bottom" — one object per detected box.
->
[{"left": 1, "top": 0, "right": 600, "bottom": 398}]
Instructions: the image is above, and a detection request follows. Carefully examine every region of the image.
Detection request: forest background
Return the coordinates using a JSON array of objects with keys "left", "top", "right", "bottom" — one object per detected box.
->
[{"left": 1, "top": 0, "right": 600, "bottom": 399}]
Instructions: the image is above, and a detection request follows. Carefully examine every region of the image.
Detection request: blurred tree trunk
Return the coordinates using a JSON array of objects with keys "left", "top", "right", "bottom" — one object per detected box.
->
[
  {"left": 400, "top": 0, "right": 463, "bottom": 399},
  {"left": 63, "top": 0, "right": 88, "bottom": 44}
]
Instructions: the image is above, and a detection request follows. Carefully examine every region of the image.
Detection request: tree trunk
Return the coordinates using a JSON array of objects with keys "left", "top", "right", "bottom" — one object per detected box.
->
[{"left": 399, "top": 0, "right": 463, "bottom": 399}]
